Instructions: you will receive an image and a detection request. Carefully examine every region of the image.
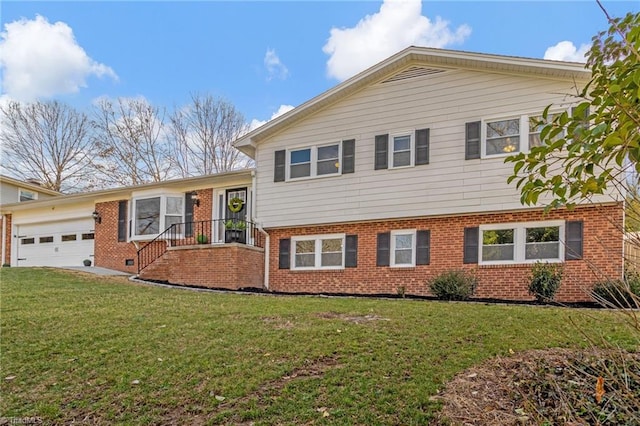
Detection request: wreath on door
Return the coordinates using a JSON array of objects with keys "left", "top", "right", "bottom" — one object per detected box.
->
[{"left": 228, "top": 197, "right": 245, "bottom": 213}]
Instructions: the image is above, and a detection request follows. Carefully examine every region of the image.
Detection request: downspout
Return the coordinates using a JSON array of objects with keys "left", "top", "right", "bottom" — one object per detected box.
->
[
  {"left": 1, "top": 214, "right": 6, "bottom": 266},
  {"left": 251, "top": 170, "right": 270, "bottom": 290}
]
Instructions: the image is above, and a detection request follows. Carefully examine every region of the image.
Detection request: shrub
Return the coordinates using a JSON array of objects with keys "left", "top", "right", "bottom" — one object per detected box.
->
[
  {"left": 592, "top": 277, "right": 640, "bottom": 309},
  {"left": 196, "top": 234, "right": 209, "bottom": 244},
  {"left": 428, "top": 270, "right": 477, "bottom": 301},
  {"left": 528, "top": 262, "right": 563, "bottom": 302}
]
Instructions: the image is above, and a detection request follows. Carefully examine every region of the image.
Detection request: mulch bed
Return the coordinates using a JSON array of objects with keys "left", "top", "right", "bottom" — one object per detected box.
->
[{"left": 434, "top": 347, "right": 640, "bottom": 425}]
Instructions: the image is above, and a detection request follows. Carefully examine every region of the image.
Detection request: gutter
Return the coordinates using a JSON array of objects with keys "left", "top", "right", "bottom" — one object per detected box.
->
[
  {"left": 250, "top": 170, "right": 269, "bottom": 290},
  {"left": 1, "top": 215, "right": 5, "bottom": 266}
]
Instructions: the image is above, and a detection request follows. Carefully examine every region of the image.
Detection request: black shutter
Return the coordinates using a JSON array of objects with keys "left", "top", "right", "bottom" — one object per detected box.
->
[
  {"left": 416, "top": 230, "right": 431, "bottom": 265},
  {"left": 465, "top": 121, "right": 481, "bottom": 160},
  {"left": 342, "top": 139, "right": 355, "bottom": 174},
  {"left": 374, "top": 134, "right": 389, "bottom": 170},
  {"left": 565, "top": 221, "right": 583, "bottom": 260},
  {"left": 415, "top": 128, "right": 430, "bottom": 165},
  {"left": 376, "top": 232, "right": 390, "bottom": 266},
  {"left": 279, "top": 238, "right": 291, "bottom": 269},
  {"left": 117, "top": 201, "right": 128, "bottom": 242},
  {"left": 274, "top": 150, "right": 286, "bottom": 182},
  {"left": 463, "top": 227, "right": 479, "bottom": 264},
  {"left": 184, "top": 192, "right": 195, "bottom": 237},
  {"left": 345, "top": 235, "right": 358, "bottom": 267}
]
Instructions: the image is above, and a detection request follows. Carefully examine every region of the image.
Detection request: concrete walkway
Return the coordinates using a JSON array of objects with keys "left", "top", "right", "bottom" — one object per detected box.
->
[{"left": 60, "top": 266, "right": 132, "bottom": 276}]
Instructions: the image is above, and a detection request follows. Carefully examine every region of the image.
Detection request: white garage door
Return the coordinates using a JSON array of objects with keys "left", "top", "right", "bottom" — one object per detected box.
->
[{"left": 16, "top": 219, "right": 95, "bottom": 267}]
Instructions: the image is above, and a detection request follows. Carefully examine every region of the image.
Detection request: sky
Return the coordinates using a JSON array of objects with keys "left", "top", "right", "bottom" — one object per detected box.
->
[{"left": 1, "top": 0, "right": 638, "bottom": 128}]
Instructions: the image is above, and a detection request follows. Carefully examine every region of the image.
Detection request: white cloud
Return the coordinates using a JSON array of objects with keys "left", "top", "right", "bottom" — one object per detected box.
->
[
  {"left": 249, "top": 104, "right": 295, "bottom": 131},
  {"left": 264, "top": 48, "right": 289, "bottom": 81},
  {"left": 0, "top": 15, "right": 117, "bottom": 101},
  {"left": 543, "top": 41, "right": 589, "bottom": 63},
  {"left": 323, "top": 0, "right": 471, "bottom": 81}
]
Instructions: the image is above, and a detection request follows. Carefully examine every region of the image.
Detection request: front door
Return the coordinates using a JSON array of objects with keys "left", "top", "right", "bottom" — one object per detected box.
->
[{"left": 225, "top": 188, "right": 247, "bottom": 243}]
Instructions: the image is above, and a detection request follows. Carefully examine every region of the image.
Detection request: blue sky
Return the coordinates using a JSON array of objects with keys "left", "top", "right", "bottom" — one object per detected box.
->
[{"left": 1, "top": 1, "right": 638, "bottom": 126}]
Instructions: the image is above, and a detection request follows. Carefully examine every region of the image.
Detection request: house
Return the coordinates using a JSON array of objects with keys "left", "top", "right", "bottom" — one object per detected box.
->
[
  {"left": 234, "top": 46, "right": 624, "bottom": 302},
  {"left": 0, "top": 47, "right": 625, "bottom": 302},
  {"left": 0, "top": 175, "right": 61, "bottom": 265},
  {"left": 0, "top": 171, "right": 265, "bottom": 290}
]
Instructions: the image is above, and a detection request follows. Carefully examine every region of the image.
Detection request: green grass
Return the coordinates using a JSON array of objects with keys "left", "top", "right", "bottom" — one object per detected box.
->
[{"left": 1, "top": 268, "right": 636, "bottom": 425}]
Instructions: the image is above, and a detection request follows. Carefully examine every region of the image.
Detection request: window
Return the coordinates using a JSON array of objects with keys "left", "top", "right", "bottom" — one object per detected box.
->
[
  {"left": 482, "top": 229, "right": 514, "bottom": 262},
  {"left": 392, "top": 134, "right": 412, "bottom": 168},
  {"left": 39, "top": 236, "right": 54, "bottom": 243},
  {"left": 164, "top": 197, "right": 184, "bottom": 230},
  {"left": 292, "top": 234, "right": 345, "bottom": 269},
  {"left": 62, "top": 234, "right": 77, "bottom": 242},
  {"left": 485, "top": 118, "right": 520, "bottom": 155},
  {"left": 479, "top": 221, "right": 564, "bottom": 264},
  {"left": 136, "top": 197, "right": 161, "bottom": 235},
  {"left": 290, "top": 148, "right": 311, "bottom": 178},
  {"left": 391, "top": 230, "right": 416, "bottom": 266},
  {"left": 525, "top": 226, "right": 560, "bottom": 260},
  {"left": 82, "top": 233, "right": 95, "bottom": 240},
  {"left": 288, "top": 143, "right": 340, "bottom": 179},
  {"left": 21, "top": 238, "right": 35, "bottom": 245},
  {"left": 19, "top": 189, "right": 36, "bottom": 202},
  {"left": 133, "top": 195, "right": 184, "bottom": 238},
  {"left": 528, "top": 114, "right": 563, "bottom": 148}
]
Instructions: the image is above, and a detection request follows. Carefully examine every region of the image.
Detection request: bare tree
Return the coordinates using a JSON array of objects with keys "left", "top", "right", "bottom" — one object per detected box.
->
[
  {"left": 0, "top": 100, "right": 97, "bottom": 192},
  {"left": 169, "top": 93, "right": 252, "bottom": 177},
  {"left": 93, "top": 97, "right": 173, "bottom": 186}
]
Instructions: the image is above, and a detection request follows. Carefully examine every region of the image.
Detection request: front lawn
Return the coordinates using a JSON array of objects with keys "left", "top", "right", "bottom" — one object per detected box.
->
[{"left": 1, "top": 268, "right": 636, "bottom": 424}]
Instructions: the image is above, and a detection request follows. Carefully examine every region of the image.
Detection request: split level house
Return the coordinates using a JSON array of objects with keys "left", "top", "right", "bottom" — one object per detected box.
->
[{"left": 0, "top": 47, "right": 624, "bottom": 302}]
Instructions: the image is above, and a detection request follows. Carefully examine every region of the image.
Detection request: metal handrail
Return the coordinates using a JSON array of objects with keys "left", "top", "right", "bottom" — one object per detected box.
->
[{"left": 137, "top": 219, "right": 264, "bottom": 273}]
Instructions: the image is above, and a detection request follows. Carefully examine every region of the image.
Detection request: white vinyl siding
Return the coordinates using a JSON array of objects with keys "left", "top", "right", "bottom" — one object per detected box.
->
[{"left": 254, "top": 67, "right": 611, "bottom": 228}]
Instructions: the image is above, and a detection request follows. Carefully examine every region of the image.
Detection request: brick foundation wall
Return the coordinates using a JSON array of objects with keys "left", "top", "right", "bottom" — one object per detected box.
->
[
  {"left": 267, "top": 204, "right": 624, "bottom": 302},
  {"left": 139, "top": 244, "right": 264, "bottom": 290}
]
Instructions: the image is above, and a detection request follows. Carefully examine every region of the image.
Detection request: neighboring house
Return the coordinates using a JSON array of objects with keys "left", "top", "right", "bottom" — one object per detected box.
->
[
  {"left": 234, "top": 46, "right": 624, "bottom": 302},
  {"left": 0, "top": 175, "right": 61, "bottom": 265},
  {"left": 0, "top": 171, "right": 264, "bottom": 289}
]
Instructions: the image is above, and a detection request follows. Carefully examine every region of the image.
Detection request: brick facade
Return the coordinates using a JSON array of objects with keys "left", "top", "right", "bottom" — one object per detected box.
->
[
  {"left": 267, "top": 203, "right": 624, "bottom": 302},
  {"left": 93, "top": 189, "right": 215, "bottom": 273},
  {"left": 94, "top": 200, "right": 138, "bottom": 273},
  {"left": 139, "top": 244, "right": 264, "bottom": 290}
]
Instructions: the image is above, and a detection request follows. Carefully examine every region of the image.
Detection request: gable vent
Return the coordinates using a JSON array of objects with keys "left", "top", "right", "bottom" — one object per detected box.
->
[{"left": 381, "top": 66, "right": 447, "bottom": 84}]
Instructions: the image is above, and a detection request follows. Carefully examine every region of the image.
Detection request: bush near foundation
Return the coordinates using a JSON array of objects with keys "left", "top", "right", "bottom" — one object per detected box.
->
[
  {"left": 528, "top": 262, "right": 563, "bottom": 302},
  {"left": 428, "top": 270, "right": 477, "bottom": 301}
]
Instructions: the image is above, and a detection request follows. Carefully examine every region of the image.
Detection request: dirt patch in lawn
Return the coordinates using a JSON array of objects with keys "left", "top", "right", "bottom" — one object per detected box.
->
[
  {"left": 316, "top": 311, "right": 390, "bottom": 323},
  {"left": 216, "top": 355, "right": 341, "bottom": 422},
  {"left": 434, "top": 347, "right": 640, "bottom": 425}
]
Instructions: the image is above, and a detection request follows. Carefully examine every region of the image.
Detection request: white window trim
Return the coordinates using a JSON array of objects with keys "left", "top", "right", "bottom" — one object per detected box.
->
[
  {"left": 131, "top": 194, "right": 185, "bottom": 241},
  {"left": 390, "top": 229, "right": 416, "bottom": 267},
  {"left": 291, "top": 233, "right": 345, "bottom": 270},
  {"left": 286, "top": 142, "right": 342, "bottom": 181},
  {"left": 389, "top": 131, "right": 414, "bottom": 169},
  {"left": 481, "top": 115, "right": 526, "bottom": 159},
  {"left": 18, "top": 188, "right": 37, "bottom": 202},
  {"left": 479, "top": 220, "right": 565, "bottom": 265}
]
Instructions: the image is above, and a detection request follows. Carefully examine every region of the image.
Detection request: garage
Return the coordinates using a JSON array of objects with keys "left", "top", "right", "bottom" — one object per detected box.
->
[{"left": 15, "top": 219, "right": 95, "bottom": 267}]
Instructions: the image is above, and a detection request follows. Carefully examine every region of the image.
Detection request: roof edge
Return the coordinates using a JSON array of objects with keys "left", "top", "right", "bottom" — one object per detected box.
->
[{"left": 234, "top": 46, "right": 590, "bottom": 154}]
